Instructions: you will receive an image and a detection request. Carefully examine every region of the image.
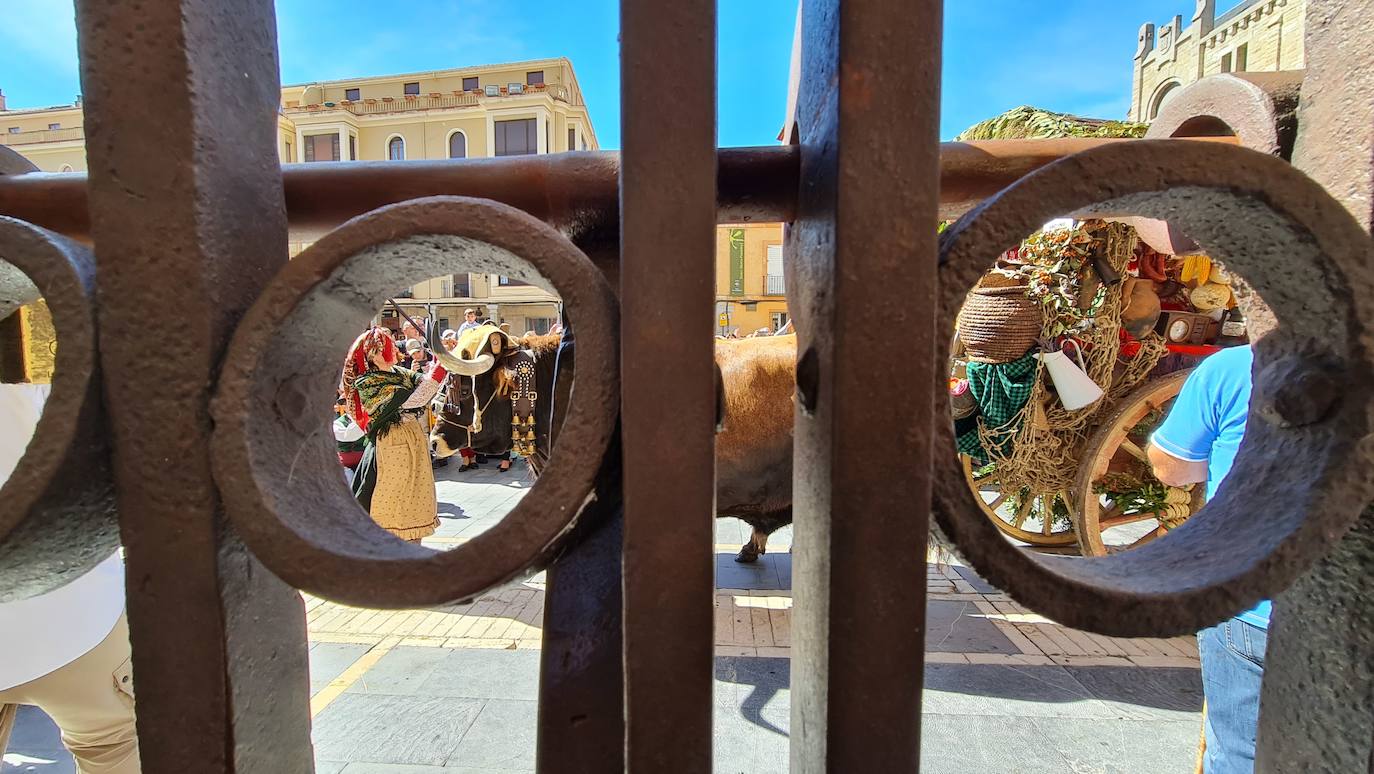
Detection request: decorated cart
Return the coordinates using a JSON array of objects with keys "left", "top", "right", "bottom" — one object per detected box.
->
[
  {"left": 950, "top": 215, "right": 1247, "bottom": 556},
  {"left": 944, "top": 106, "right": 1246, "bottom": 557}
]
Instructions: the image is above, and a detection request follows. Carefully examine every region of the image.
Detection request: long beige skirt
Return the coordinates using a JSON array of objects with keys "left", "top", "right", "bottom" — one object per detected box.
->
[{"left": 369, "top": 413, "right": 439, "bottom": 541}]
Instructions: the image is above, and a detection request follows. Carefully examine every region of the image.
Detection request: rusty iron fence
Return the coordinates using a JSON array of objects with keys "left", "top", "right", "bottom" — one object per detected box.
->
[{"left": 3, "top": 0, "right": 1374, "bottom": 772}]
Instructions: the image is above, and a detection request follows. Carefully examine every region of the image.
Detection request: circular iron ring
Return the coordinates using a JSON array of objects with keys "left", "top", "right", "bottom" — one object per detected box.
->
[
  {"left": 0, "top": 215, "right": 118, "bottom": 602},
  {"left": 213, "top": 196, "right": 618, "bottom": 608},
  {"left": 936, "top": 139, "right": 1374, "bottom": 637}
]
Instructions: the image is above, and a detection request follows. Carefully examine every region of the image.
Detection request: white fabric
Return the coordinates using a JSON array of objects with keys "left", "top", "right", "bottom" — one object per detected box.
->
[
  {"left": 0, "top": 383, "right": 125, "bottom": 691},
  {"left": 333, "top": 415, "right": 364, "bottom": 443}
]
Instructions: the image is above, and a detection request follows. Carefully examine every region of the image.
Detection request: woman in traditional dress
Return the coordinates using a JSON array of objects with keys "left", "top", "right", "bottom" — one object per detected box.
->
[{"left": 341, "top": 327, "right": 447, "bottom": 543}]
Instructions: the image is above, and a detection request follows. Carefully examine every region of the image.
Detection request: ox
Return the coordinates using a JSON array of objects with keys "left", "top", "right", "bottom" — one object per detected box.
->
[{"left": 429, "top": 324, "right": 796, "bottom": 562}]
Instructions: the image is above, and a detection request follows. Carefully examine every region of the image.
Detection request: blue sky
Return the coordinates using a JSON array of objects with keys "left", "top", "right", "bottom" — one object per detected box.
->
[{"left": 3, "top": 0, "right": 1246, "bottom": 145}]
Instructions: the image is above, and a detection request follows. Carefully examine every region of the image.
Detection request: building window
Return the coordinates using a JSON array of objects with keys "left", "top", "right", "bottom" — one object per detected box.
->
[
  {"left": 526, "top": 71, "right": 544, "bottom": 86},
  {"left": 440, "top": 278, "right": 450, "bottom": 297},
  {"left": 348, "top": 135, "right": 356, "bottom": 161},
  {"left": 527, "top": 317, "right": 556, "bottom": 335},
  {"left": 403, "top": 82, "right": 420, "bottom": 95},
  {"left": 494, "top": 118, "right": 538, "bottom": 156},
  {"left": 462, "top": 76, "right": 479, "bottom": 92},
  {"left": 48, "top": 122, "right": 61, "bottom": 130},
  {"left": 568, "top": 127, "right": 576, "bottom": 151},
  {"left": 498, "top": 275, "right": 530, "bottom": 287},
  {"left": 59, "top": 164, "right": 74, "bottom": 173},
  {"left": 388, "top": 136, "right": 405, "bottom": 160},
  {"left": 303, "top": 133, "right": 339, "bottom": 162},
  {"left": 448, "top": 131, "right": 467, "bottom": 159},
  {"left": 771, "top": 312, "right": 789, "bottom": 331},
  {"left": 6, "top": 127, "right": 18, "bottom": 134},
  {"left": 344, "top": 88, "right": 360, "bottom": 101},
  {"left": 765, "top": 244, "right": 784, "bottom": 295},
  {"left": 484, "top": 85, "right": 500, "bottom": 97},
  {"left": 1220, "top": 52, "right": 1232, "bottom": 73},
  {"left": 728, "top": 229, "right": 745, "bottom": 295},
  {"left": 284, "top": 139, "right": 292, "bottom": 162},
  {"left": 1235, "top": 43, "right": 1248, "bottom": 72},
  {"left": 453, "top": 274, "right": 470, "bottom": 297}
]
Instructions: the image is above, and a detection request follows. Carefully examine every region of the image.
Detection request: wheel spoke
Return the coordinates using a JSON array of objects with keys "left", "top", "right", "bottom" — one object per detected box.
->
[
  {"left": 987, "top": 492, "right": 1008, "bottom": 510},
  {"left": 1042, "top": 496, "right": 1055, "bottom": 536},
  {"left": 1119, "top": 438, "right": 1149, "bottom": 463},
  {"left": 1011, "top": 494, "right": 1033, "bottom": 529},
  {"left": 1099, "top": 512, "right": 1157, "bottom": 529}
]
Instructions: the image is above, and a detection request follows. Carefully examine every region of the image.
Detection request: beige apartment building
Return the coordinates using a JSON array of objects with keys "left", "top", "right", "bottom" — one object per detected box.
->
[
  {"left": 1130, "top": 0, "right": 1305, "bottom": 122},
  {"left": 0, "top": 58, "right": 596, "bottom": 335},
  {"left": 715, "top": 222, "right": 788, "bottom": 337}
]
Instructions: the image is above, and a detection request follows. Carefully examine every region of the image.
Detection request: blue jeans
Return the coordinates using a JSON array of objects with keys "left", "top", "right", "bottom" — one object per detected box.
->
[{"left": 1198, "top": 617, "right": 1267, "bottom": 774}]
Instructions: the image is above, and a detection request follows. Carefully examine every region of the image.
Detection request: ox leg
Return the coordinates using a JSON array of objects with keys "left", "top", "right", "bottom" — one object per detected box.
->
[
  {"left": 735, "top": 528, "right": 769, "bottom": 564},
  {"left": 733, "top": 510, "right": 791, "bottom": 564}
]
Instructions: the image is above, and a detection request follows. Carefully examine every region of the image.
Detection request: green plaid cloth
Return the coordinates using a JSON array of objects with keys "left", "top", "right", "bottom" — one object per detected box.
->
[{"left": 956, "top": 351, "right": 1039, "bottom": 462}]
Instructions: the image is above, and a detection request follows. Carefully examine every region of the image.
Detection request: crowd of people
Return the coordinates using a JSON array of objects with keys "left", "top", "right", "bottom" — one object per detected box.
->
[{"left": 333, "top": 308, "right": 531, "bottom": 543}]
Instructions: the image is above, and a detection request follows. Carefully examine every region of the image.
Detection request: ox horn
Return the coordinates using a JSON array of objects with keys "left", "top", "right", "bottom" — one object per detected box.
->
[{"left": 428, "top": 325, "right": 496, "bottom": 376}]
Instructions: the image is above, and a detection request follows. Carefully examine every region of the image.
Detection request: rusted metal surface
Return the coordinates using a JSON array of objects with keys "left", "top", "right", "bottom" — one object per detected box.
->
[
  {"left": 0, "top": 138, "right": 1239, "bottom": 242},
  {"left": 786, "top": 0, "right": 940, "bottom": 770},
  {"left": 619, "top": 0, "right": 717, "bottom": 769},
  {"left": 1257, "top": 2, "right": 1374, "bottom": 770},
  {"left": 534, "top": 240, "right": 626, "bottom": 771},
  {"left": 0, "top": 216, "right": 116, "bottom": 601},
  {"left": 213, "top": 197, "right": 618, "bottom": 608},
  {"left": 935, "top": 139, "right": 1374, "bottom": 637},
  {"left": 1147, "top": 71, "right": 1303, "bottom": 158},
  {"left": 74, "top": 1, "right": 312, "bottom": 771},
  {"left": 536, "top": 450, "right": 625, "bottom": 773}
]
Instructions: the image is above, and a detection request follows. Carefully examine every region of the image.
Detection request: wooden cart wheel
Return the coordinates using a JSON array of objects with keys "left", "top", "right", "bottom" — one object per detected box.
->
[
  {"left": 1073, "top": 368, "right": 1196, "bottom": 556},
  {"left": 960, "top": 455, "right": 1079, "bottom": 547}
]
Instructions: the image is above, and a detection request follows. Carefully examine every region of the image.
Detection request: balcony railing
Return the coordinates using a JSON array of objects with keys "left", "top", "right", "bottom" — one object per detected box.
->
[
  {"left": 764, "top": 274, "right": 785, "bottom": 295},
  {"left": 0, "top": 126, "right": 85, "bottom": 146},
  {"left": 282, "top": 83, "right": 576, "bottom": 117}
]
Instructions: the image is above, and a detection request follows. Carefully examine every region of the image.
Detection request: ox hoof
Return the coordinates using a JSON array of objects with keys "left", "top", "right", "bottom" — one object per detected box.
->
[{"left": 734, "top": 545, "right": 761, "bottom": 563}]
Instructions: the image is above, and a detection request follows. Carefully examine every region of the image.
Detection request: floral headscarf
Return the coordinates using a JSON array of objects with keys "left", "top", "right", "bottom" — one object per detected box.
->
[{"left": 341, "top": 327, "right": 396, "bottom": 430}]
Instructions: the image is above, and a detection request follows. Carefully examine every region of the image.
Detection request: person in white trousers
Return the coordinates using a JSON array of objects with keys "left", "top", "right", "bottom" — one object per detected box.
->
[{"left": 0, "top": 383, "right": 140, "bottom": 773}]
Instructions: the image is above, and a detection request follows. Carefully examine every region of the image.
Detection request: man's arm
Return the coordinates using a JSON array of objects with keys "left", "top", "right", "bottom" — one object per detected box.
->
[{"left": 1147, "top": 441, "right": 1209, "bottom": 487}]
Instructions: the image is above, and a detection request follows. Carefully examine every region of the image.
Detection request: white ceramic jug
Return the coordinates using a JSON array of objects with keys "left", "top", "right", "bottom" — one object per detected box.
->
[{"left": 1035, "top": 345, "right": 1103, "bottom": 411}]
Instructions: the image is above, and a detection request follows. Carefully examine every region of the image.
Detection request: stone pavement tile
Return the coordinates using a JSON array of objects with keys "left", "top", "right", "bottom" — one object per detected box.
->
[
  {"left": 448, "top": 699, "right": 536, "bottom": 770},
  {"left": 1026, "top": 715, "right": 1201, "bottom": 773},
  {"left": 2, "top": 705, "right": 74, "bottom": 774},
  {"left": 311, "top": 642, "right": 376, "bottom": 696},
  {"left": 922, "top": 663, "right": 1111, "bottom": 719},
  {"left": 346, "top": 646, "right": 451, "bottom": 697},
  {"left": 713, "top": 706, "right": 789, "bottom": 774},
  {"left": 1060, "top": 666, "right": 1202, "bottom": 722},
  {"left": 919, "top": 714, "right": 1072, "bottom": 773},
  {"left": 714, "top": 553, "right": 787, "bottom": 591},
  {"left": 925, "top": 599, "right": 1019, "bottom": 654},
  {"left": 312, "top": 694, "right": 485, "bottom": 766},
  {"left": 952, "top": 564, "right": 1002, "bottom": 595},
  {"left": 414, "top": 649, "right": 540, "bottom": 701},
  {"left": 714, "top": 656, "right": 789, "bottom": 713}
]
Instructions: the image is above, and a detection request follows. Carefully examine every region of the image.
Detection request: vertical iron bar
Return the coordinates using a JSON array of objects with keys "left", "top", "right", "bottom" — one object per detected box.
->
[
  {"left": 1258, "top": 1, "right": 1374, "bottom": 770},
  {"left": 619, "top": 0, "right": 718, "bottom": 770},
  {"left": 74, "top": 2, "right": 312, "bottom": 772},
  {"left": 788, "top": 0, "right": 942, "bottom": 771},
  {"left": 537, "top": 302, "right": 626, "bottom": 772}
]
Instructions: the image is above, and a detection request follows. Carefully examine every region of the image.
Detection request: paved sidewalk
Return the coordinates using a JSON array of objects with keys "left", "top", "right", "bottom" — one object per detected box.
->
[{"left": 5, "top": 459, "right": 1204, "bottom": 773}]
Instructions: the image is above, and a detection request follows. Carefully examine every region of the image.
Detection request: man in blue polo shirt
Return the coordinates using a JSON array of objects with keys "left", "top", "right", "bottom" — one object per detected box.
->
[{"left": 1149, "top": 344, "right": 1267, "bottom": 774}]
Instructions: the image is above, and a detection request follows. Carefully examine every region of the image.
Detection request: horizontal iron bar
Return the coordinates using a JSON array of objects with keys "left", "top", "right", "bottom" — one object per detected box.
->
[{"left": 0, "top": 138, "right": 1237, "bottom": 242}]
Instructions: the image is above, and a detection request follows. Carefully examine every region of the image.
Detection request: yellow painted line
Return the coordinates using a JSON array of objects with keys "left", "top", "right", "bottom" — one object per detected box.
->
[{"left": 310, "top": 635, "right": 402, "bottom": 718}]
